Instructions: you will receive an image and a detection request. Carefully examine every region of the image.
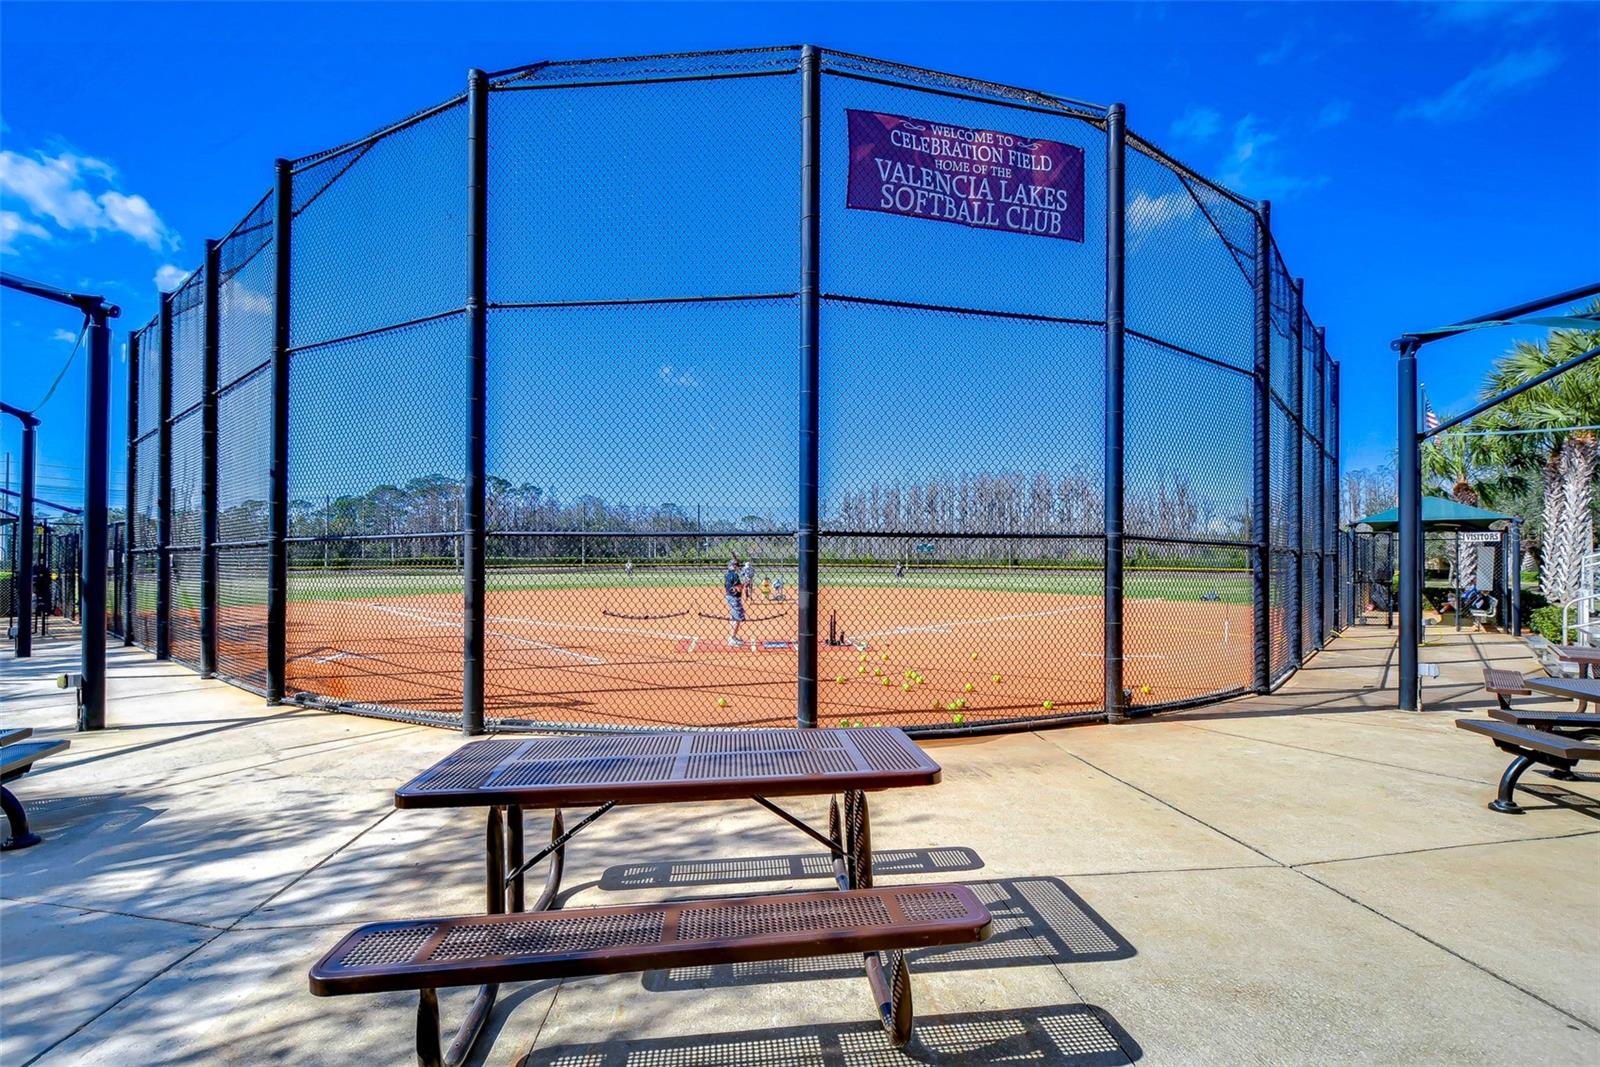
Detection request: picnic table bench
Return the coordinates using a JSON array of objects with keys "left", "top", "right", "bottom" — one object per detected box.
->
[
  {"left": 2, "top": 727, "right": 71, "bottom": 851},
  {"left": 310, "top": 728, "right": 992, "bottom": 1065},
  {"left": 1456, "top": 719, "right": 1600, "bottom": 813}
]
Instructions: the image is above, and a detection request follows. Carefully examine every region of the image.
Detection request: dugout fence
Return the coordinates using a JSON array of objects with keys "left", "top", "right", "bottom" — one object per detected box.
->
[{"left": 123, "top": 47, "right": 1340, "bottom": 735}]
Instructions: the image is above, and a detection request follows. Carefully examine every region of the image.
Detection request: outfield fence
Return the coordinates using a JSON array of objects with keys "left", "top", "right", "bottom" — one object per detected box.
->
[{"left": 123, "top": 47, "right": 1340, "bottom": 734}]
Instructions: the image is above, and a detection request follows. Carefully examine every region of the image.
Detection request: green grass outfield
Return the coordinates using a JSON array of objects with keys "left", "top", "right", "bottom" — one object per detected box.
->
[{"left": 144, "top": 565, "right": 1255, "bottom": 610}]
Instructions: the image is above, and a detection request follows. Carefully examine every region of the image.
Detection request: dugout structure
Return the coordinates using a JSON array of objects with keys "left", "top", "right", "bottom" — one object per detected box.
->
[{"left": 123, "top": 48, "right": 1340, "bottom": 735}]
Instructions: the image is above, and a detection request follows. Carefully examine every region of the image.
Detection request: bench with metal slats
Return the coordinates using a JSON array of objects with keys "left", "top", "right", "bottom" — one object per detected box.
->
[
  {"left": 1456, "top": 719, "right": 1600, "bottom": 814},
  {"left": 311, "top": 884, "right": 991, "bottom": 1062},
  {"left": 1, "top": 732, "right": 70, "bottom": 851},
  {"left": 1482, "top": 668, "right": 1532, "bottom": 708}
]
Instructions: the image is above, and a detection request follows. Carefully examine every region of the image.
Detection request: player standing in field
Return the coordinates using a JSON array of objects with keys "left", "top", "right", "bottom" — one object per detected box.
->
[
  {"left": 740, "top": 558, "right": 755, "bottom": 607},
  {"left": 724, "top": 558, "right": 745, "bottom": 646}
]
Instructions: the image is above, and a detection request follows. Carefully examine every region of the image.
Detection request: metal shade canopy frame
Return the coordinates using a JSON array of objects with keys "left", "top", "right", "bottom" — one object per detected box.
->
[
  {"left": 0, "top": 272, "right": 119, "bottom": 730},
  {"left": 1393, "top": 282, "right": 1600, "bottom": 711}
]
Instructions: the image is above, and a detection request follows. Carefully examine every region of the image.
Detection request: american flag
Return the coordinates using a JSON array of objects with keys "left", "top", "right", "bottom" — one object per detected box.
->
[{"left": 1422, "top": 388, "right": 1440, "bottom": 432}]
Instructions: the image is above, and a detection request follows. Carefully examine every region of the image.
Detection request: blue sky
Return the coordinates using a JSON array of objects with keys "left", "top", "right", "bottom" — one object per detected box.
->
[{"left": 2, "top": 1, "right": 1596, "bottom": 521}]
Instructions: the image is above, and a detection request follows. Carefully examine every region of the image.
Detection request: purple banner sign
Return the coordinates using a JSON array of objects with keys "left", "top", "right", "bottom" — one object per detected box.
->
[{"left": 846, "top": 109, "right": 1085, "bottom": 242}]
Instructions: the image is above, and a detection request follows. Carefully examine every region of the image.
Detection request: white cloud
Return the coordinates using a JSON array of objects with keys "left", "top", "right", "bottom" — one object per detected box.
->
[
  {"left": 0, "top": 148, "right": 175, "bottom": 250},
  {"left": 1217, "top": 115, "right": 1329, "bottom": 199},
  {"left": 1128, "top": 190, "right": 1197, "bottom": 233},
  {"left": 0, "top": 208, "right": 50, "bottom": 253},
  {"left": 1315, "top": 100, "right": 1352, "bottom": 128},
  {"left": 52, "top": 328, "right": 78, "bottom": 343},
  {"left": 1425, "top": 2, "right": 1554, "bottom": 30},
  {"left": 1400, "top": 48, "right": 1561, "bottom": 122},
  {"left": 1170, "top": 105, "right": 1222, "bottom": 142},
  {"left": 1257, "top": 37, "right": 1298, "bottom": 66},
  {"left": 154, "top": 264, "right": 191, "bottom": 291}
]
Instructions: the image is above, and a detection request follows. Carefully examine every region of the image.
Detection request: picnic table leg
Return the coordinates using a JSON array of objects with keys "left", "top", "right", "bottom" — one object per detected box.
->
[
  {"left": 431, "top": 806, "right": 509, "bottom": 1067},
  {"left": 506, "top": 805, "right": 525, "bottom": 912},
  {"left": 1490, "top": 755, "right": 1534, "bottom": 814},
  {"left": 842, "top": 789, "right": 915, "bottom": 1048},
  {"left": 530, "top": 808, "right": 565, "bottom": 913},
  {"left": 1, "top": 786, "right": 43, "bottom": 851}
]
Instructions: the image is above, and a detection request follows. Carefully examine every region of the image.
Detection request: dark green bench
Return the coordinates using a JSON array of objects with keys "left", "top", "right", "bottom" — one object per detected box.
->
[
  {"left": 1456, "top": 719, "right": 1600, "bottom": 814},
  {"left": 2, "top": 727, "right": 71, "bottom": 850}
]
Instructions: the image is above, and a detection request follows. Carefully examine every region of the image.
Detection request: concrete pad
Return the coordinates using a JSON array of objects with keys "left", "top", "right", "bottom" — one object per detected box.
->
[
  {"left": 27, "top": 920, "right": 560, "bottom": 1067},
  {"left": 1038, "top": 718, "right": 1600, "bottom": 865},
  {"left": 0, "top": 899, "right": 213, "bottom": 1066},
  {"left": 1303, "top": 833, "right": 1600, "bottom": 1028},
  {"left": 1057, "top": 866, "right": 1600, "bottom": 1065}
]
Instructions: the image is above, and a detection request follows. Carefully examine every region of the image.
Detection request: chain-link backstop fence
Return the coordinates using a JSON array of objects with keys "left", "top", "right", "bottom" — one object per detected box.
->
[{"left": 122, "top": 47, "right": 1340, "bottom": 735}]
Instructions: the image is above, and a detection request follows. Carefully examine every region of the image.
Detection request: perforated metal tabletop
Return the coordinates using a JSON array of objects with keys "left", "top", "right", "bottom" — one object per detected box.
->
[{"left": 395, "top": 728, "right": 942, "bottom": 809}]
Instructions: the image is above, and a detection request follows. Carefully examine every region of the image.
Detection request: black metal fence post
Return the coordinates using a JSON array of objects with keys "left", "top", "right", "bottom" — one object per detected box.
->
[
  {"left": 155, "top": 293, "right": 174, "bottom": 661},
  {"left": 1103, "top": 102, "right": 1127, "bottom": 723},
  {"left": 80, "top": 309, "right": 111, "bottom": 730},
  {"left": 1509, "top": 518, "right": 1522, "bottom": 635},
  {"left": 1286, "top": 277, "right": 1303, "bottom": 669},
  {"left": 1309, "top": 310, "right": 1324, "bottom": 652},
  {"left": 1251, "top": 201, "right": 1272, "bottom": 692},
  {"left": 200, "top": 238, "right": 221, "bottom": 677},
  {"left": 1328, "top": 346, "right": 1340, "bottom": 635},
  {"left": 267, "top": 158, "right": 292, "bottom": 704},
  {"left": 14, "top": 415, "right": 35, "bottom": 657},
  {"left": 796, "top": 44, "right": 821, "bottom": 729},
  {"left": 463, "top": 68, "right": 489, "bottom": 736},
  {"left": 1397, "top": 339, "right": 1421, "bottom": 710},
  {"left": 124, "top": 330, "right": 138, "bottom": 645}
]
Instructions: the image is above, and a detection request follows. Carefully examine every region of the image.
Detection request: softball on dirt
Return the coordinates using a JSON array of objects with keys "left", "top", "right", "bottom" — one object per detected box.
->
[
  {"left": 835, "top": 675, "right": 844, "bottom": 684},
  {"left": 1043, "top": 700, "right": 1055, "bottom": 710},
  {"left": 970, "top": 652, "right": 978, "bottom": 661},
  {"left": 881, "top": 677, "right": 890, "bottom": 686},
  {"left": 1140, "top": 685, "right": 1151, "bottom": 694},
  {"left": 902, "top": 683, "right": 911, "bottom": 692},
  {"left": 964, "top": 682, "right": 974, "bottom": 693},
  {"left": 952, "top": 713, "right": 965, "bottom": 724},
  {"left": 858, "top": 665, "right": 865, "bottom": 674},
  {"left": 717, "top": 697, "right": 728, "bottom": 707},
  {"left": 991, "top": 674, "right": 1001, "bottom": 684}
]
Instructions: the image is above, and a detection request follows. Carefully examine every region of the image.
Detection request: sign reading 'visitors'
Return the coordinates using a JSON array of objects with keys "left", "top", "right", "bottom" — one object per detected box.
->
[{"left": 845, "top": 109, "right": 1085, "bottom": 242}]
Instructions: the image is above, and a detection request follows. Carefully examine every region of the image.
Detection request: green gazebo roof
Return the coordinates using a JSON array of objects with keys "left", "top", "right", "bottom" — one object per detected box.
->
[{"left": 1354, "top": 497, "right": 1515, "bottom": 531}]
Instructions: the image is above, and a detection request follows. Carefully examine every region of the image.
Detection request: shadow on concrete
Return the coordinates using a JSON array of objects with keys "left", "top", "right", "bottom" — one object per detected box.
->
[
  {"left": 519, "top": 1003, "right": 1141, "bottom": 1065},
  {"left": 640, "top": 876, "right": 1132, "bottom": 993},
  {"left": 1518, "top": 784, "right": 1600, "bottom": 821},
  {"left": 597, "top": 847, "right": 984, "bottom": 892}
]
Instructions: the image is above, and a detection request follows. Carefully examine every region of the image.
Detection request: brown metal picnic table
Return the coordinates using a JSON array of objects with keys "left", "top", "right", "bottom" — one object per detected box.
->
[
  {"left": 1524, "top": 675, "right": 1600, "bottom": 711},
  {"left": 394, "top": 727, "right": 942, "bottom": 1061},
  {"left": 1551, "top": 646, "right": 1600, "bottom": 711}
]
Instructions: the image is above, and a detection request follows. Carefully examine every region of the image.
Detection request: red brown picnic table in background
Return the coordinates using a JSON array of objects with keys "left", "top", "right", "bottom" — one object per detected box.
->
[{"left": 1550, "top": 646, "right": 1600, "bottom": 711}]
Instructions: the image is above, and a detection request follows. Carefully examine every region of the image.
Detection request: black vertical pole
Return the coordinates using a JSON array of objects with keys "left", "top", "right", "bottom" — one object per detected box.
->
[
  {"left": 1251, "top": 201, "right": 1272, "bottom": 692},
  {"left": 1287, "top": 277, "right": 1303, "bottom": 669},
  {"left": 796, "top": 45, "right": 821, "bottom": 729},
  {"left": 155, "top": 293, "right": 173, "bottom": 661},
  {"left": 124, "top": 330, "right": 138, "bottom": 645},
  {"left": 267, "top": 158, "right": 292, "bottom": 704},
  {"left": 463, "top": 68, "right": 488, "bottom": 736},
  {"left": 1103, "top": 102, "right": 1127, "bottom": 723},
  {"left": 200, "top": 239, "right": 220, "bottom": 677},
  {"left": 1310, "top": 321, "right": 1324, "bottom": 651},
  {"left": 1453, "top": 531, "right": 1463, "bottom": 630},
  {"left": 1509, "top": 518, "right": 1522, "bottom": 635},
  {"left": 15, "top": 417, "right": 35, "bottom": 657},
  {"left": 80, "top": 310, "right": 111, "bottom": 730},
  {"left": 1328, "top": 347, "right": 1340, "bottom": 635},
  {"left": 1397, "top": 339, "right": 1421, "bottom": 710}
]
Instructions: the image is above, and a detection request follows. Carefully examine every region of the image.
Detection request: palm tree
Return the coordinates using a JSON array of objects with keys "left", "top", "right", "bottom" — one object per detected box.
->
[{"left": 1477, "top": 301, "right": 1600, "bottom": 603}]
